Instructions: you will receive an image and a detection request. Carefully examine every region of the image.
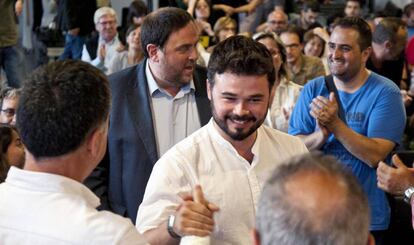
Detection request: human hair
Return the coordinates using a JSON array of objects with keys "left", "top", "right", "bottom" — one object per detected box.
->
[
  {"left": 253, "top": 32, "right": 287, "bottom": 80},
  {"left": 280, "top": 26, "right": 304, "bottom": 44},
  {"left": 16, "top": 60, "right": 111, "bottom": 159},
  {"left": 332, "top": 17, "right": 372, "bottom": 51},
  {"left": 0, "top": 124, "right": 18, "bottom": 183},
  {"left": 372, "top": 17, "right": 406, "bottom": 44},
  {"left": 346, "top": 0, "right": 364, "bottom": 6},
  {"left": 124, "top": 24, "right": 141, "bottom": 49},
  {"left": 303, "top": 29, "right": 326, "bottom": 57},
  {"left": 256, "top": 153, "right": 370, "bottom": 245},
  {"left": 0, "top": 87, "right": 21, "bottom": 110},
  {"left": 94, "top": 6, "right": 117, "bottom": 25},
  {"left": 141, "top": 7, "right": 194, "bottom": 58},
  {"left": 302, "top": 0, "right": 320, "bottom": 12},
  {"left": 127, "top": 0, "right": 149, "bottom": 27},
  {"left": 404, "top": 3, "right": 414, "bottom": 17},
  {"left": 213, "top": 16, "right": 237, "bottom": 41},
  {"left": 207, "top": 35, "right": 275, "bottom": 90}
]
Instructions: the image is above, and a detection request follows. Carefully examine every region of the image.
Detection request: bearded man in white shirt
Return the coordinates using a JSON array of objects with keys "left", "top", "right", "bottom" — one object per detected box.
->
[{"left": 136, "top": 36, "right": 309, "bottom": 245}]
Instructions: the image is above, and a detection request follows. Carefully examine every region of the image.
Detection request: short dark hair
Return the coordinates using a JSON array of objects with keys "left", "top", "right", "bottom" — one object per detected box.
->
[
  {"left": 302, "top": 0, "right": 320, "bottom": 12},
  {"left": 0, "top": 87, "right": 21, "bottom": 110},
  {"left": 256, "top": 153, "right": 370, "bottom": 245},
  {"left": 333, "top": 17, "right": 372, "bottom": 51},
  {"left": 280, "top": 26, "right": 304, "bottom": 44},
  {"left": 253, "top": 32, "right": 287, "bottom": 79},
  {"left": 127, "top": 0, "right": 148, "bottom": 27},
  {"left": 373, "top": 17, "right": 406, "bottom": 44},
  {"left": 16, "top": 60, "right": 111, "bottom": 159},
  {"left": 207, "top": 35, "right": 275, "bottom": 90},
  {"left": 346, "top": 0, "right": 364, "bottom": 6},
  {"left": 141, "top": 7, "right": 194, "bottom": 58}
]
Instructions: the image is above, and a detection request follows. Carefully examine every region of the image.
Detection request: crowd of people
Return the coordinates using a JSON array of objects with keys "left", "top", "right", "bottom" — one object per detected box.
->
[{"left": 1, "top": 0, "right": 414, "bottom": 244}]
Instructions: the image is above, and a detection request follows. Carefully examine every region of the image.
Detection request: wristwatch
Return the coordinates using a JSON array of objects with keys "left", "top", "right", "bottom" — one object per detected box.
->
[
  {"left": 167, "top": 215, "right": 181, "bottom": 239},
  {"left": 404, "top": 187, "right": 414, "bottom": 204}
]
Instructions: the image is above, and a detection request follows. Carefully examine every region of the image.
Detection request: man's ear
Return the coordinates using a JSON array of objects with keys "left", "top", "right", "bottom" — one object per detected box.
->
[
  {"left": 86, "top": 126, "right": 104, "bottom": 159},
  {"left": 207, "top": 79, "right": 212, "bottom": 101},
  {"left": 147, "top": 44, "right": 159, "bottom": 62},
  {"left": 361, "top": 46, "right": 372, "bottom": 63},
  {"left": 251, "top": 229, "right": 261, "bottom": 245}
]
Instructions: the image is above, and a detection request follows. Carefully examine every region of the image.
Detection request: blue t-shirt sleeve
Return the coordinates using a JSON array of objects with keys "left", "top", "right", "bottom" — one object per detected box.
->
[
  {"left": 289, "top": 78, "right": 325, "bottom": 135},
  {"left": 367, "top": 82, "right": 406, "bottom": 145}
]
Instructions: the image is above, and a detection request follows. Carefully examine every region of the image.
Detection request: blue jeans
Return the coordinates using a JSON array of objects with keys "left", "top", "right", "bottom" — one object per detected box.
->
[
  {"left": 59, "top": 33, "right": 86, "bottom": 60},
  {"left": 0, "top": 45, "right": 23, "bottom": 88}
]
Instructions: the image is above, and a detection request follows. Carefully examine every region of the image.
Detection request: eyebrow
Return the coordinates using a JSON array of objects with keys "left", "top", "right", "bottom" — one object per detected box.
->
[
  {"left": 328, "top": 42, "right": 352, "bottom": 48},
  {"left": 221, "top": 92, "right": 264, "bottom": 98}
]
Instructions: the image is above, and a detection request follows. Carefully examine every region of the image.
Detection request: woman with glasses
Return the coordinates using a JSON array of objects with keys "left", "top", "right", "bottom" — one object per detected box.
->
[{"left": 253, "top": 32, "right": 303, "bottom": 132}]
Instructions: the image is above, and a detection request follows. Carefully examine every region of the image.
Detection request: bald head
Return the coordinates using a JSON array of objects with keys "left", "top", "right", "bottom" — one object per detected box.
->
[
  {"left": 255, "top": 153, "right": 371, "bottom": 245},
  {"left": 267, "top": 10, "right": 288, "bottom": 35}
]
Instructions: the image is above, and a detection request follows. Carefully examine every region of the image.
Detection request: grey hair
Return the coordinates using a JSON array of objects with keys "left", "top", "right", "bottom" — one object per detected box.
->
[
  {"left": 94, "top": 6, "right": 117, "bottom": 25},
  {"left": 0, "top": 87, "right": 21, "bottom": 108},
  {"left": 256, "top": 153, "right": 370, "bottom": 245}
]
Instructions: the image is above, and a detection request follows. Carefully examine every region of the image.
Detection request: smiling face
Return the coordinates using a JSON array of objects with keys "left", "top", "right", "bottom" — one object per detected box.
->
[
  {"left": 208, "top": 72, "right": 270, "bottom": 142},
  {"left": 304, "top": 36, "right": 324, "bottom": 57},
  {"left": 95, "top": 14, "right": 117, "bottom": 42},
  {"left": 327, "top": 27, "right": 370, "bottom": 82},
  {"left": 153, "top": 22, "right": 199, "bottom": 85},
  {"left": 195, "top": 0, "right": 210, "bottom": 20},
  {"left": 127, "top": 26, "right": 141, "bottom": 51}
]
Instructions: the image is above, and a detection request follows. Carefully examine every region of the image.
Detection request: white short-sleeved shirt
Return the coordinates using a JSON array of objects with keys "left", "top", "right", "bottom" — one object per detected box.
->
[
  {"left": 136, "top": 119, "right": 308, "bottom": 244},
  {"left": 0, "top": 167, "right": 148, "bottom": 245}
]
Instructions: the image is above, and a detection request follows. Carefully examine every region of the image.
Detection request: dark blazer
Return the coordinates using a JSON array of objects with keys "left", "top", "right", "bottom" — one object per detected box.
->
[{"left": 85, "top": 60, "right": 211, "bottom": 223}]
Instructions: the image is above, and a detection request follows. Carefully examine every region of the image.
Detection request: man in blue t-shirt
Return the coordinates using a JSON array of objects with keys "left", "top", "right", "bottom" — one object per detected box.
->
[{"left": 289, "top": 17, "right": 406, "bottom": 245}]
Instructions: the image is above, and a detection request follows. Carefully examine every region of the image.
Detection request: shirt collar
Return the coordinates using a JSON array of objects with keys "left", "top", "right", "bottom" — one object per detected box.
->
[
  {"left": 99, "top": 34, "right": 118, "bottom": 45},
  {"left": 5, "top": 167, "right": 100, "bottom": 208},
  {"left": 145, "top": 60, "right": 195, "bottom": 97},
  {"left": 207, "top": 119, "right": 262, "bottom": 162}
]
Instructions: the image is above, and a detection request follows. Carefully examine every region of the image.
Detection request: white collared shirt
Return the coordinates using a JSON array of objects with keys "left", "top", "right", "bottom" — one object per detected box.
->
[
  {"left": 265, "top": 78, "right": 303, "bottom": 132},
  {"left": 81, "top": 35, "right": 121, "bottom": 74},
  {"left": 146, "top": 61, "right": 201, "bottom": 157},
  {"left": 136, "top": 120, "right": 308, "bottom": 244},
  {"left": 0, "top": 167, "right": 148, "bottom": 245}
]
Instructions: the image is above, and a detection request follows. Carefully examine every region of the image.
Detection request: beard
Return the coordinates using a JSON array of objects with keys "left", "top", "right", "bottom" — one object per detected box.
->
[{"left": 211, "top": 98, "right": 265, "bottom": 141}]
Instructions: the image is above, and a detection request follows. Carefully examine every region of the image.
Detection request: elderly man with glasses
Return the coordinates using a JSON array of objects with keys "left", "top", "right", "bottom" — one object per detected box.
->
[{"left": 81, "top": 7, "right": 121, "bottom": 74}]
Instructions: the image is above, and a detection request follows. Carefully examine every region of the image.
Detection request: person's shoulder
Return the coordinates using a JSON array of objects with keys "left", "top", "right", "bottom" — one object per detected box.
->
[
  {"left": 260, "top": 125, "right": 308, "bottom": 152},
  {"left": 83, "top": 210, "right": 148, "bottom": 244},
  {"left": 368, "top": 72, "right": 400, "bottom": 93},
  {"left": 164, "top": 124, "right": 211, "bottom": 156},
  {"left": 108, "top": 61, "right": 145, "bottom": 90}
]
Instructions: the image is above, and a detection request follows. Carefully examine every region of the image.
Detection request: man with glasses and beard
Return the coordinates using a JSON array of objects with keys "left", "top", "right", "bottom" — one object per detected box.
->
[{"left": 135, "top": 35, "right": 308, "bottom": 245}]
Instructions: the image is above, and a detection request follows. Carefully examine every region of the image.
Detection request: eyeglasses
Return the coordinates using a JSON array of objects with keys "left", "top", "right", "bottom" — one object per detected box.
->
[
  {"left": 98, "top": 20, "right": 116, "bottom": 26},
  {"left": 268, "top": 20, "right": 287, "bottom": 25},
  {"left": 1, "top": 108, "right": 15, "bottom": 117}
]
